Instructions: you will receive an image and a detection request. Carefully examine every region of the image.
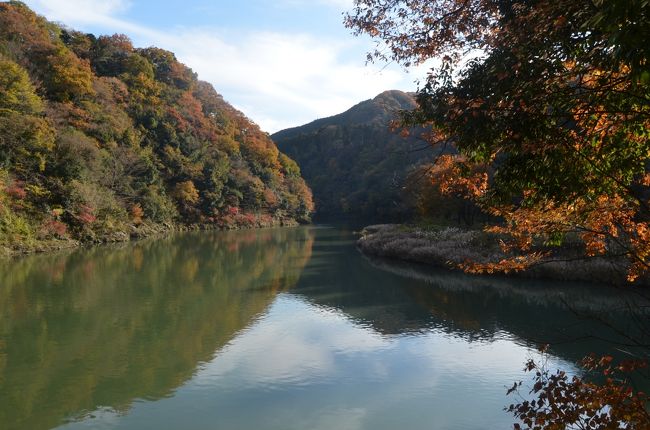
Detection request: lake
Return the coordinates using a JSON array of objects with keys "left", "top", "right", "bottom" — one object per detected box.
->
[{"left": 0, "top": 226, "right": 644, "bottom": 429}]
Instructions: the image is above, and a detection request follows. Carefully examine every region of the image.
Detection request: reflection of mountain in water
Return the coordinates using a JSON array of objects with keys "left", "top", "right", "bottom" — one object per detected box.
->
[
  {"left": 2, "top": 226, "right": 648, "bottom": 430},
  {"left": 291, "top": 228, "right": 649, "bottom": 365},
  {"left": 0, "top": 228, "right": 314, "bottom": 430}
]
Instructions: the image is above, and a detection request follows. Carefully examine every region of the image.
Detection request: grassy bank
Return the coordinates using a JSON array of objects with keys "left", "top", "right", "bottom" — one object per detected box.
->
[
  {"left": 357, "top": 224, "right": 646, "bottom": 287},
  {"left": 1, "top": 216, "right": 299, "bottom": 258}
]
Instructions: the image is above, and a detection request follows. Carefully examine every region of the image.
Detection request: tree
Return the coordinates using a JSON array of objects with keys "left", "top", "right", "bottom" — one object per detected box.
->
[
  {"left": 173, "top": 180, "right": 199, "bottom": 205},
  {"left": 0, "top": 57, "right": 43, "bottom": 114},
  {"left": 0, "top": 57, "right": 54, "bottom": 174},
  {"left": 507, "top": 350, "right": 650, "bottom": 429},
  {"left": 346, "top": 0, "right": 650, "bottom": 281}
]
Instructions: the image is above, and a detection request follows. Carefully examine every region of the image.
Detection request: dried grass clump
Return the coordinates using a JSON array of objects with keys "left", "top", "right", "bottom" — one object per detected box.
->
[
  {"left": 358, "top": 224, "right": 503, "bottom": 267},
  {"left": 357, "top": 224, "right": 646, "bottom": 286}
]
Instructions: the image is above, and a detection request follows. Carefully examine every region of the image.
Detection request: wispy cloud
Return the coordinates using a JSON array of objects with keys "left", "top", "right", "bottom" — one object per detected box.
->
[
  {"left": 168, "top": 30, "right": 405, "bottom": 131},
  {"left": 24, "top": 0, "right": 417, "bottom": 132},
  {"left": 27, "top": 0, "right": 130, "bottom": 26},
  {"left": 25, "top": 0, "right": 160, "bottom": 39}
]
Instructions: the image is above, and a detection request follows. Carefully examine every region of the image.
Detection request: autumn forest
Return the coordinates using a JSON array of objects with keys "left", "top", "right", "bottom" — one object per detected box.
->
[
  {"left": 1, "top": 0, "right": 650, "bottom": 429},
  {"left": 0, "top": 1, "right": 313, "bottom": 255}
]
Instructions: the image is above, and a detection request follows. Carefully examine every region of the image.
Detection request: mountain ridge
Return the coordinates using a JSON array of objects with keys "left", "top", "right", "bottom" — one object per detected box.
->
[
  {"left": 273, "top": 90, "right": 417, "bottom": 142},
  {"left": 272, "top": 89, "right": 430, "bottom": 222}
]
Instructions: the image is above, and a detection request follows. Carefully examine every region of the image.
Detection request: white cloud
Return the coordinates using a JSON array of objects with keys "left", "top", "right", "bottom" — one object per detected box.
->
[
  {"left": 26, "top": 0, "right": 130, "bottom": 26},
  {"left": 166, "top": 30, "right": 406, "bottom": 131},
  {"left": 199, "top": 297, "right": 389, "bottom": 386},
  {"left": 25, "top": 0, "right": 161, "bottom": 40},
  {"left": 24, "top": 0, "right": 420, "bottom": 133}
]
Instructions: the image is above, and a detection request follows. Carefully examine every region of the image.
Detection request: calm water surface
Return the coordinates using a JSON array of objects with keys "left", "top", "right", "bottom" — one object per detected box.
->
[{"left": 0, "top": 226, "right": 643, "bottom": 429}]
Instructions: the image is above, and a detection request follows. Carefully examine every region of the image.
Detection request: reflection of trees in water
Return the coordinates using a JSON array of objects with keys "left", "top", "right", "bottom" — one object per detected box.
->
[
  {"left": 0, "top": 227, "right": 314, "bottom": 430},
  {"left": 366, "top": 256, "right": 640, "bottom": 312},
  {"left": 377, "top": 257, "right": 650, "bottom": 364},
  {"left": 292, "top": 231, "right": 648, "bottom": 367}
]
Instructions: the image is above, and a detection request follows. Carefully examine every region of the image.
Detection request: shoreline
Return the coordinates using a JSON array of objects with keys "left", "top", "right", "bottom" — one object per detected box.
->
[
  {"left": 357, "top": 224, "right": 648, "bottom": 287},
  {"left": 1, "top": 218, "right": 301, "bottom": 258}
]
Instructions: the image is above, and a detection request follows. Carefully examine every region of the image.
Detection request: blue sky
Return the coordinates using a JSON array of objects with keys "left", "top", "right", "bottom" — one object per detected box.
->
[{"left": 23, "top": 0, "right": 430, "bottom": 132}]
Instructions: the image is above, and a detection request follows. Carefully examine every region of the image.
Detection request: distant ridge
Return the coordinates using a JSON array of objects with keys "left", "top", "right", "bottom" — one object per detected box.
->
[
  {"left": 273, "top": 90, "right": 417, "bottom": 141},
  {"left": 272, "top": 90, "right": 431, "bottom": 222}
]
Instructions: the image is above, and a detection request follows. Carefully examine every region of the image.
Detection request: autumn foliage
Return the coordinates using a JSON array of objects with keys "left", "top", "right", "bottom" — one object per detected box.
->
[
  {"left": 346, "top": 0, "right": 650, "bottom": 282},
  {"left": 507, "top": 351, "right": 650, "bottom": 429},
  {"left": 0, "top": 2, "right": 313, "bottom": 249}
]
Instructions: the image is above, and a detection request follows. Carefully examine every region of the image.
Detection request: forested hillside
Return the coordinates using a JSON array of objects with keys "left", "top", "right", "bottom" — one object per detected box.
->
[
  {"left": 273, "top": 90, "right": 432, "bottom": 222},
  {"left": 0, "top": 2, "right": 313, "bottom": 253}
]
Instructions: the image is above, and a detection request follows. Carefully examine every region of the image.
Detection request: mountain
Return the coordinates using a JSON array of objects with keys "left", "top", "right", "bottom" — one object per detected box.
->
[
  {"left": 273, "top": 90, "right": 417, "bottom": 141},
  {"left": 0, "top": 2, "right": 313, "bottom": 252},
  {"left": 273, "top": 90, "right": 431, "bottom": 222}
]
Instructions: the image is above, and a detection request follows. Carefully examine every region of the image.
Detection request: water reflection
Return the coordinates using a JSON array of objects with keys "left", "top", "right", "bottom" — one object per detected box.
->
[
  {"left": 1, "top": 226, "right": 644, "bottom": 430},
  {"left": 0, "top": 228, "right": 314, "bottom": 430},
  {"left": 292, "top": 227, "right": 649, "bottom": 363},
  {"left": 60, "top": 295, "right": 568, "bottom": 430}
]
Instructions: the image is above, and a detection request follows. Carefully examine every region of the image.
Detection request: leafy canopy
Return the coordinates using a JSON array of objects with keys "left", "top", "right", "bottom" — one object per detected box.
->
[
  {"left": 0, "top": 2, "right": 313, "bottom": 249},
  {"left": 346, "top": 0, "right": 650, "bottom": 281}
]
